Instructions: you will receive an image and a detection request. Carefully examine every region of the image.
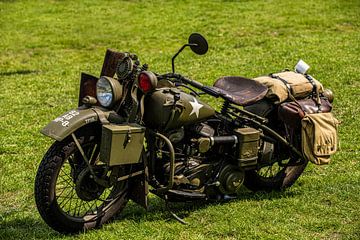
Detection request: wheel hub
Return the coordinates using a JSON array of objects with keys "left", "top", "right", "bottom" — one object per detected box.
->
[{"left": 75, "top": 168, "right": 105, "bottom": 201}]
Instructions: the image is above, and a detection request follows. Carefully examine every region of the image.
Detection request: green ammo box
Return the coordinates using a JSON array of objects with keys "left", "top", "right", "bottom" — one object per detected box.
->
[
  {"left": 100, "top": 124, "right": 145, "bottom": 166},
  {"left": 234, "top": 128, "right": 260, "bottom": 168}
]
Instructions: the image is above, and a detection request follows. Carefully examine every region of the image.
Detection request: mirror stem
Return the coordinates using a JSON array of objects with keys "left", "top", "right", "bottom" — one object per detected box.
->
[{"left": 171, "top": 43, "right": 197, "bottom": 73}]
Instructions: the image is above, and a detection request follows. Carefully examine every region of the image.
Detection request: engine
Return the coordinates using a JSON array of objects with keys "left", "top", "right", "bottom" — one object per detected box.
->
[
  {"left": 143, "top": 87, "right": 263, "bottom": 197},
  {"left": 156, "top": 122, "right": 263, "bottom": 198}
]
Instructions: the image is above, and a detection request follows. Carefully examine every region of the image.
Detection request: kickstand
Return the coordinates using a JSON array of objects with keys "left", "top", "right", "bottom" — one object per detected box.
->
[{"left": 164, "top": 195, "right": 188, "bottom": 225}]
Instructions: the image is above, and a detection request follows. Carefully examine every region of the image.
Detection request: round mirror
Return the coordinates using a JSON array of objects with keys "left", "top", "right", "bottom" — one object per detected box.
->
[{"left": 188, "top": 33, "right": 208, "bottom": 55}]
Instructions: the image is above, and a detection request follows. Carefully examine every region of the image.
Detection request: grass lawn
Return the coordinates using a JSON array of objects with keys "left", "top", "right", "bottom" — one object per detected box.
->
[{"left": 0, "top": 0, "right": 359, "bottom": 239}]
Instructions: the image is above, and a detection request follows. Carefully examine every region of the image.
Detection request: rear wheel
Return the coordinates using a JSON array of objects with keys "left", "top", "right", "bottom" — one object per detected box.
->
[
  {"left": 244, "top": 159, "right": 308, "bottom": 191},
  {"left": 244, "top": 100, "right": 308, "bottom": 191},
  {"left": 34, "top": 129, "right": 129, "bottom": 233}
]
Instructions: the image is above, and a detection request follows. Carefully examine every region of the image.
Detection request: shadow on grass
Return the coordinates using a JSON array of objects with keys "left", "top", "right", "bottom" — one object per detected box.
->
[
  {"left": 0, "top": 217, "right": 61, "bottom": 240},
  {"left": 0, "top": 189, "right": 300, "bottom": 238},
  {"left": 117, "top": 188, "right": 301, "bottom": 224},
  {"left": 0, "top": 70, "right": 39, "bottom": 76}
]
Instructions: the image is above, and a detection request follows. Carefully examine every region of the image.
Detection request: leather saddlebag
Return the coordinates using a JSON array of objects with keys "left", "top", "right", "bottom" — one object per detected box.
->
[{"left": 278, "top": 98, "right": 332, "bottom": 129}]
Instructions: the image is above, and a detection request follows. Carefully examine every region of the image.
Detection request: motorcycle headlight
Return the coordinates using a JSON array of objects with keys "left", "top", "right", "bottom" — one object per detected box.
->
[{"left": 96, "top": 76, "right": 122, "bottom": 108}]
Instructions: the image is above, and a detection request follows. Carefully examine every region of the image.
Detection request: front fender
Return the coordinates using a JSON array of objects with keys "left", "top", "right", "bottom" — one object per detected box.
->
[{"left": 41, "top": 107, "right": 113, "bottom": 141}]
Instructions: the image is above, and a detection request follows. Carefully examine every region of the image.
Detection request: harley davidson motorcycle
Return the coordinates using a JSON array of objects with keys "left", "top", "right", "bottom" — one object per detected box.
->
[{"left": 35, "top": 33, "right": 336, "bottom": 233}]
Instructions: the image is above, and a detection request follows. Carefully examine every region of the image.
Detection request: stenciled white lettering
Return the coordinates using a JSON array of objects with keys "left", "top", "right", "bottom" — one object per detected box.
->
[{"left": 53, "top": 110, "right": 80, "bottom": 127}]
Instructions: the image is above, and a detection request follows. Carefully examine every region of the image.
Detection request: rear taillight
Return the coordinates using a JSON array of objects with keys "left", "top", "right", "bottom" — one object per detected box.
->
[{"left": 138, "top": 71, "right": 158, "bottom": 93}]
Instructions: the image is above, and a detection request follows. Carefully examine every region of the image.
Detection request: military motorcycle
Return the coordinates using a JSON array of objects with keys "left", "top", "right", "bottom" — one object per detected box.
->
[{"left": 35, "top": 33, "right": 337, "bottom": 233}]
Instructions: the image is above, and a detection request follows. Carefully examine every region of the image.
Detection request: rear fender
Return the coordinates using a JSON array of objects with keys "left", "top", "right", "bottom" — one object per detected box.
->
[{"left": 41, "top": 107, "right": 113, "bottom": 141}]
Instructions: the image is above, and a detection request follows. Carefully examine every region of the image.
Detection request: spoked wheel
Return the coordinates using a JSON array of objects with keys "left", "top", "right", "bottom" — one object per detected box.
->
[
  {"left": 35, "top": 129, "right": 129, "bottom": 234},
  {"left": 243, "top": 100, "right": 309, "bottom": 192},
  {"left": 244, "top": 134, "right": 308, "bottom": 192},
  {"left": 244, "top": 159, "right": 308, "bottom": 192}
]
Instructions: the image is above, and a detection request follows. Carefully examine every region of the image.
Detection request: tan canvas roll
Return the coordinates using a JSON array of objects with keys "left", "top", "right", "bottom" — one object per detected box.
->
[{"left": 254, "top": 71, "right": 324, "bottom": 104}]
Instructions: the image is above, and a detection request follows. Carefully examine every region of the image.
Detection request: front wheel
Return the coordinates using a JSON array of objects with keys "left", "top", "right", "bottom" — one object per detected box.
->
[{"left": 34, "top": 129, "right": 129, "bottom": 233}]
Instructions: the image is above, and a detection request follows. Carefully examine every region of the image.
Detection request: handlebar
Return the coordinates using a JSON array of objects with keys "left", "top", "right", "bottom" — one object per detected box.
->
[
  {"left": 158, "top": 73, "right": 220, "bottom": 97},
  {"left": 180, "top": 75, "right": 204, "bottom": 89}
]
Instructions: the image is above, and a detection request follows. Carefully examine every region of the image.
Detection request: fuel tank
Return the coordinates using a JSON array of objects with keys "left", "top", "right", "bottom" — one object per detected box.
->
[{"left": 143, "top": 87, "right": 215, "bottom": 130}]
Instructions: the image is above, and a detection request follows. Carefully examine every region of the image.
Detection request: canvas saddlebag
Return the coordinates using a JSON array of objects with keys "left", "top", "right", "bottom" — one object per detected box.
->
[
  {"left": 254, "top": 71, "right": 324, "bottom": 104},
  {"left": 301, "top": 112, "right": 339, "bottom": 165},
  {"left": 278, "top": 98, "right": 339, "bottom": 165}
]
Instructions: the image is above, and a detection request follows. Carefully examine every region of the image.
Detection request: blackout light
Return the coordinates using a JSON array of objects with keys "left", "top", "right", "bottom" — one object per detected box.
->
[{"left": 138, "top": 71, "right": 158, "bottom": 93}]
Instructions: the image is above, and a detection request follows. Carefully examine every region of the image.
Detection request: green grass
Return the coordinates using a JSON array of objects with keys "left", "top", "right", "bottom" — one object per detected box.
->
[{"left": 1, "top": 0, "right": 359, "bottom": 239}]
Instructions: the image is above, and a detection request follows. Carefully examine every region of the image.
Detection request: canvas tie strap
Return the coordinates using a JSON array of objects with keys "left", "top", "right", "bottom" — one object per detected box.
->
[
  {"left": 305, "top": 74, "right": 322, "bottom": 111},
  {"left": 269, "top": 73, "right": 292, "bottom": 92},
  {"left": 270, "top": 72, "right": 322, "bottom": 113},
  {"left": 304, "top": 74, "right": 317, "bottom": 93}
]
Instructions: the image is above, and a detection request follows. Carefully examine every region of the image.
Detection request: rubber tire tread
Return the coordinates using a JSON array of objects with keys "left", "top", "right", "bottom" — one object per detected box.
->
[
  {"left": 243, "top": 99, "right": 308, "bottom": 191},
  {"left": 244, "top": 160, "right": 308, "bottom": 192},
  {"left": 34, "top": 133, "right": 128, "bottom": 234}
]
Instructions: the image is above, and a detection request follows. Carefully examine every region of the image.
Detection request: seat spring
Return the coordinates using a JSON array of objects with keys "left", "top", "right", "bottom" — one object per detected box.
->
[{"left": 221, "top": 101, "right": 230, "bottom": 115}]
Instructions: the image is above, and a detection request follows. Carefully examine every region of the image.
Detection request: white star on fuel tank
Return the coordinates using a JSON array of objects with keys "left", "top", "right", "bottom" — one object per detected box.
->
[{"left": 189, "top": 97, "right": 203, "bottom": 118}]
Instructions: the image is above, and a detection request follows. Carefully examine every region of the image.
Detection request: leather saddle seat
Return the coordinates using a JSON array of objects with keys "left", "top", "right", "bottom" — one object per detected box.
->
[{"left": 213, "top": 76, "right": 268, "bottom": 106}]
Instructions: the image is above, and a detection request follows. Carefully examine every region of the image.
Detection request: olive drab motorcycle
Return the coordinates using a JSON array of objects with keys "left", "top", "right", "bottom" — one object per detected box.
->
[{"left": 35, "top": 33, "right": 339, "bottom": 233}]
